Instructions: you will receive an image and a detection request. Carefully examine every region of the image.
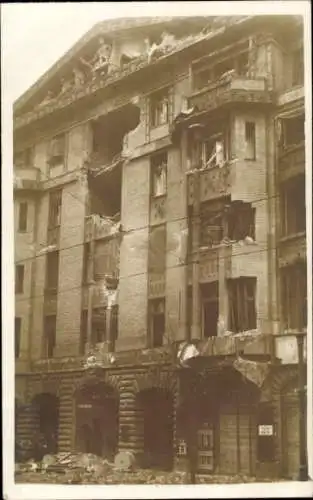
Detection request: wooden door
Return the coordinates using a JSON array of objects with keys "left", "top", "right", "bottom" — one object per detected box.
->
[{"left": 197, "top": 423, "right": 214, "bottom": 472}]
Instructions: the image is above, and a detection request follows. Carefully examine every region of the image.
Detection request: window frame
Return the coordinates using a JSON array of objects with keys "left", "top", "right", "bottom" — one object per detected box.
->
[
  {"left": 44, "top": 314, "right": 57, "bottom": 359},
  {"left": 228, "top": 277, "right": 257, "bottom": 333},
  {"left": 149, "top": 88, "right": 170, "bottom": 128},
  {"left": 15, "top": 317, "right": 22, "bottom": 359},
  {"left": 150, "top": 151, "right": 168, "bottom": 198},
  {"left": 45, "top": 250, "right": 60, "bottom": 293},
  {"left": 15, "top": 264, "right": 25, "bottom": 294},
  {"left": 48, "top": 189, "right": 62, "bottom": 229},
  {"left": 244, "top": 121, "right": 256, "bottom": 161},
  {"left": 148, "top": 298, "right": 166, "bottom": 348},
  {"left": 18, "top": 202, "right": 28, "bottom": 232},
  {"left": 48, "top": 134, "right": 66, "bottom": 168}
]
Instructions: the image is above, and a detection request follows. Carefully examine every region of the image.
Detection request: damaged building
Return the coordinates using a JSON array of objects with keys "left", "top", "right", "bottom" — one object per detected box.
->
[{"left": 14, "top": 15, "right": 307, "bottom": 480}]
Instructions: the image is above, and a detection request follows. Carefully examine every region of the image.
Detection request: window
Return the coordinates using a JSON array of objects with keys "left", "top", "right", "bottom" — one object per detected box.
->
[
  {"left": 148, "top": 224, "right": 166, "bottom": 274},
  {"left": 45, "top": 251, "right": 59, "bottom": 292},
  {"left": 292, "top": 47, "right": 304, "bottom": 87},
  {"left": 48, "top": 189, "right": 62, "bottom": 228},
  {"left": 204, "top": 135, "right": 226, "bottom": 168},
  {"left": 80, "top": 310, "right": 88, "bottom": 355},
  {"left": 151, "top": 152, "right": 167, "bottom": 197},
  {"left": 282, "top": 115, "right": 305, "bottom": 148},
  {"left": 281, "top": 175, "right": 306, "bottom": 237},
  {"left": 228, "top": 277, "right": 257, "bottom": 333},
  {"left": 15, "top": 317, "right": 21, "bottom": 358},
  {"left": 281, "top": 262, "right": 307, "bottom": 331},
  {"left": 18, "top": 202, "right": 28, "bottom": 232},
  {"left": 111, "top": 305, "right": 119, "bottom": 341},
  {"left": 14, "top": 148, "right": 33, "bottom": 168},
  {"left": 200, "top": 199, "right": 227, "bottom": 247},
  {"left": 91, "top": 307, "right": 106, "bottom": 344},
  {"left": 227, "top": 201, "right": 256, "bottom": 241},
  {"left": 187, "top": 206, "right": 193, "bottom": 258},
  {"left": 48, "top": 134, "right": 66, "bottom": 167},
  {"left": 44, "top": 315, "right": 56, "bottom": 358},
  {"left": 202, "top": 282, "right": 219, "bottom": 337},
  {"left": 15, "top": 265, "right": 24, "bottom": 294},
  {"left": 245, "top": 122, "right": 256, "bottom": 160},
  {"left": 150, "top": 88, "right": 169, "bottom": 127},
  {"left": 149, "top": 298, "right": 165, "bottom": 347},
  {"left": 187, "top": 286, "right": 193, "bottom": 338}
]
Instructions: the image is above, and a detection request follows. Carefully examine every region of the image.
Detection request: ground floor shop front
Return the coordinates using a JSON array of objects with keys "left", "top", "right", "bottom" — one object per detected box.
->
[{"left": 15, "top": 363, "right": 303, "bottom": 480}]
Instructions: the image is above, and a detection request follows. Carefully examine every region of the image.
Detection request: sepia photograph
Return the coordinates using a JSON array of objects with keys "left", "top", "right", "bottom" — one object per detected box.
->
[{"left": 2, "top": 2, "right": 312, "bottom": 499}]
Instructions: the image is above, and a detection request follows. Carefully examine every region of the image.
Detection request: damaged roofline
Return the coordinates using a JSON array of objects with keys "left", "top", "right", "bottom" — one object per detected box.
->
[{"left": 13, "top": 16, "right": 211, "bottom": 113}]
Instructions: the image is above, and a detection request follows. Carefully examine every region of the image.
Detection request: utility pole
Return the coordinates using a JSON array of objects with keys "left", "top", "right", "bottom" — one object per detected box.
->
[{"left": 296, "top": 332, "right": 308, "bottom": 481}]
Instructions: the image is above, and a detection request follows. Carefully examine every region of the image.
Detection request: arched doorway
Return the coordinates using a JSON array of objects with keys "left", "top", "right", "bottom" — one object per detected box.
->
[
  {"left": 32, "top": 393, "right": 60, "bottom": 455},
  {"left": 137, "top": 388, "right": 174, "bottom": 470},
  {"left": 75, "top": 381, "right": 119, "bottom": 460}
]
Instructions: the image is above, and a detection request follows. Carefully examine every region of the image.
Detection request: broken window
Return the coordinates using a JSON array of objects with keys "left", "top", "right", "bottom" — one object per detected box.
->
[
  {"left": 281, "top": 261, "right": 307, "bottom": 331},
  {"left": 44, "top": 315, "right": 56, "bottom": 358},
  {"left": 48, "top": 189, "right": 62, "bottom": 228},
  {"left": 15, "top": 317, "right": 21, "bottom": 358},
  {"left": 281, "top": 175, "right": 306, "bottom": 236},
  {"left": 200, "top": 198, "right": 227, "bottom": 247},
  {"left": 80, "top": 310, "right": 88, "bottom": 355},
  {"left": 149, "top": 298, "right": 165, "bottom": 347},
  {"left": 227, "top": 201, "right": 256, "bottom": 241},
  {"left": 236, "top": 51, "right": 248, "bottom": 76},
  {"left": 15, "top": 265, "right": 24, "bottom": 294},
  {"left": 282, "top": 115, "right": 305, "bottom": 148},
  {"left": 91, "top": 307, "right": 107, "bottom": 344},
  {"left": 148, "top": 224, "right": 167, "bottom": 274},
  {"left": 204, "top": 134, "right": 226, "bottom": 168},
  {"left": 150, "top": 88, "right": 169, "bottom": 127},
  {"left": 202, "top": 282, "right": 219, "bottom": 337},
  {"left": 18, "top": 202, "right": 28, "bottom": 232},
  {"left": 48, "top": 134, "right": 66, "bottom": 168},
  {"left": 228, "top": 277, "right": 257, "bottom": 333},
  {"left": 14, "top": 148, "right": 33, "bottom": 168},
  {"left": 292, "top": 47, "right": 304, "bottom": 87},
  {"left": 151, "top": 151, "right": 167, "bottom": 197},
  {"left": 245, "top": 122, "right": 256, "bottom": 160},
  {"left": 45, "top": 251, "right": 59, "bottom": 292}
]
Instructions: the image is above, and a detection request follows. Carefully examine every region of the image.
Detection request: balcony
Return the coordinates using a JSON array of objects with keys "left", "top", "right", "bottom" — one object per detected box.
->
[
  {"left": 187, "top": 161, "right": 233, "bottom": 205},
  {"left": 85, "top": 214, "right": 121, "bottom": 242},
  {"left": 187, "top": 75, "right": 273, "bottom": 115},
  {"left": 14, "top": 166, "right": 41, "bottom": 192},
  {"left": 278, "top": 232, "right": 306, "bottom": 268},
  {"left": 148, "top": 272, "right": 166, "bottom": 298},
  {"left": 277, "top": 85, "right": 304, "bottom": 107},
  {"left": 278, "top": 143, "right": 305, "bottom": 183},
  {"left": 188, "top": 244, "right": 232, "bottom": 284}
]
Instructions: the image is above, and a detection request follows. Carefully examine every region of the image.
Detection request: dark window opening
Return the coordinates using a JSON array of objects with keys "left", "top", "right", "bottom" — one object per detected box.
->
[
  {"left": 187, "top": 286, "right": 193, "bottom": 339},
  {"left": 281, "top": 261, "right": 307, "bottom": 331},
  {"left": 148, "top": 224, "right": 166, "bottom": 274},
  {"left": 187, "top": 206, "right": 193, "bottom": 258},
  {"left": 44, "top": 315, "right": 56, "bottom": 358},
  {"left": 111, "top": 305, "right": 119, "bottom": 342},
  {"left": 45, "top": 251, "right": 59, "bottom": 292},
  {"left": 48, "top": 189, "right": 62, "bottom": 228},
  {"left": 80, "top": 310, "right": 88, "bottom": 355},
  {"left": 15, "top": 317, "right": 21, "bottom": 358},
  {"left": 202, "top": 282, "right": 219, "bottom": 338},
  {"left": 149, "top": 298, "right": 165, "bottom": 347},
  {"left": 282, "top": 115, "right": 305, "bottom": 148},
  {"left": 200, "top": 198, "right": 228, "bottom": 247},
  {"left": 151, "top": 151, "right": 167, "bottom": 197},
  {"left": 227, "top": 201, "right": 256, "bottom": 241},
  {"left": 15, "top": 265, "right": 24, "bottom": 294},
  {"left": 150, "top": 88, "right": 170, "bottom": 127},
  {"left": 245, "top": 122, "right": 256, "bottom": 160},
  {"left": 48, "top": 134, "right": 66, "bottom": 167},
  {"left": 228, "top": 277, "right": 257, "bottom": 333},
  {"left": 91, "top": 307, "right": 107, "bottom": 344},
  {"left": 281, "top": 175, "right": 306, "bottom": 236},
  {"left": 14, "top": 148, "right": 33, "bottom": 168},
  {"left": 18, "top": 202, "right": 28, "bottom": 232}
]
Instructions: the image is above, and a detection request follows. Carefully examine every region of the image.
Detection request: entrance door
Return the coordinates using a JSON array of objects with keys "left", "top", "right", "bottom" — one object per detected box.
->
[{"left": 197, "top": 423, "right": 214, "bottom": 472}]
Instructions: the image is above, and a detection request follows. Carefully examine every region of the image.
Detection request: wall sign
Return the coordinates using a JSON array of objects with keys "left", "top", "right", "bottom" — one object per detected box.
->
[{"left": 258, "top": 424, "right": 274, "bottom": 436}]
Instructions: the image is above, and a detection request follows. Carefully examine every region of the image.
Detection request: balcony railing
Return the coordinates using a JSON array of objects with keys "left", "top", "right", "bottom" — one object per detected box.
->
[
  {"left": 187, "top": 161, "right": 233, "bottom": 205},
  {"left": 14, "top": 166, "right": 41, "bottom": 191},
  {"left": 188, "top": 75, "right": 273, "bottom": 114},
  {"left": 148, "top": 272, "right": 166, "bottom": 298}
]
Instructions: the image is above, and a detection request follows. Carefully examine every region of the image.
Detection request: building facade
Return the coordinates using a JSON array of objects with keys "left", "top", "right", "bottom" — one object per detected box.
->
[{"left": 14, "top": 15, "right": 307, "bottom": 479}]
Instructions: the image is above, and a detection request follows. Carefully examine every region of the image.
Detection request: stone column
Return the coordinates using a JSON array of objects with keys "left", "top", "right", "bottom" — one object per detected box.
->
[{"left": 118, "top": 379, "right": 144, "bottom": 463}]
